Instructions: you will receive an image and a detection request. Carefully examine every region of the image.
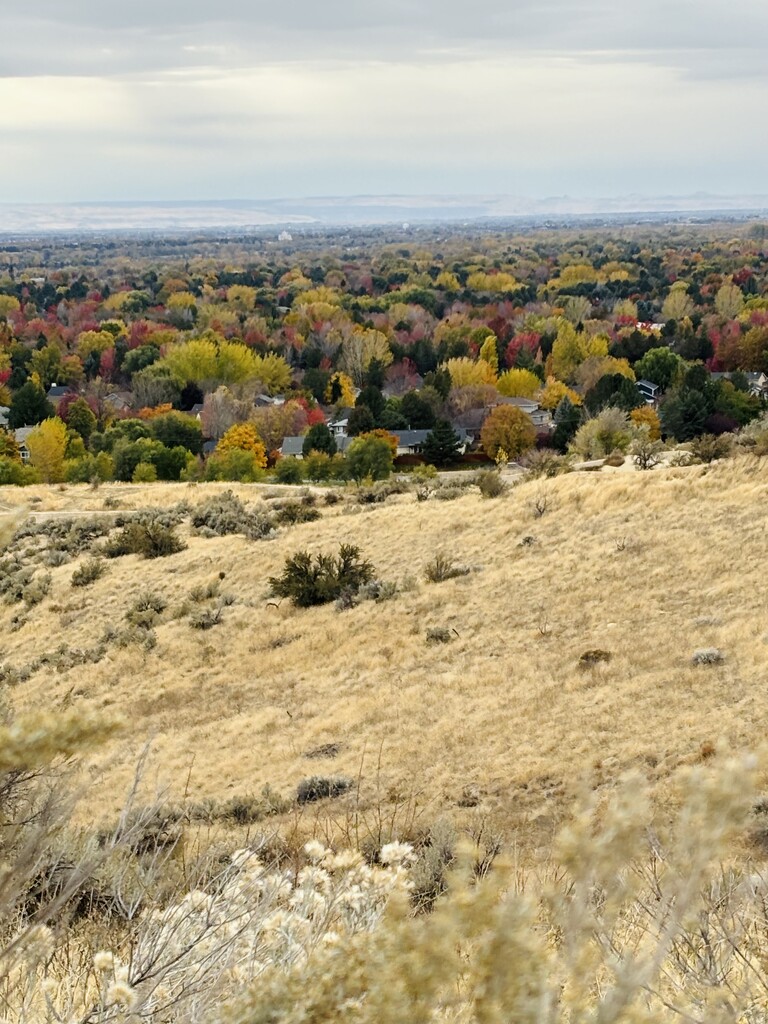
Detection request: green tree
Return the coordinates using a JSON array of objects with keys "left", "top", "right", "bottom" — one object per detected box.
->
[
  {"left": 347, "top": 405, "right": 376, "bottom": 437},
  {"left": 356, "top": 385, "right": 386, "bottom": 424},
  {"left": 65, "top": 398, "right": 97, "bottom": 444},
  {"left": 122, "top": 343, "right": 161, "bottom": 376},
  {"left": 552, "top": 396, "right": 581, "bottom": 452},
  {"left": 29, "top": 345, "right": 63, "bottom": 390},
  {"left": 203, "top": 449, "right": 265, "bottom": 482},
  {"left": 149, "top": 411, "right": 203, "bottom": 455},
  {"left": 585, "top": 374, "right": 644, "bottom": 414},
  {"left": 274, "top": 457, "right": 305, "bottom": 484},
  {"left": 400, "top": 391, "right": 436, "bottom": 429},
  {"left": 424, "top": 367, "right": 452, "bottom": 399},
  {"left": 346, "top": 433, "right": 394, "bottom": 481},
  {"left": 302, "top": 423, "right": 337, "bottom": 457},
  {"left": 422, "top": 420, "right": 461, "bottom": 466},
  {"left": 635, "top": 347, "right": 683, "bottom": 391},
  {"left": 660, "top": 388, "right": 710, "bottom": 441},
  {"left": 8, "top": 382, "right": 54, "bottom": 429}
]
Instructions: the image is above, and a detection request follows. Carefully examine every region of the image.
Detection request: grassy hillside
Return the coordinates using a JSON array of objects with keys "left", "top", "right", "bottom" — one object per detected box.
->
[{"left": 2, "top": 459, "right": 767, "bottom": 853}]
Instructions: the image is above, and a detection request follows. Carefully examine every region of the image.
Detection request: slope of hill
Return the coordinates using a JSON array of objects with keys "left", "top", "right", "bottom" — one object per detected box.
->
[{"left": 2, "top": 459, "right": 767, "bottom": 851}]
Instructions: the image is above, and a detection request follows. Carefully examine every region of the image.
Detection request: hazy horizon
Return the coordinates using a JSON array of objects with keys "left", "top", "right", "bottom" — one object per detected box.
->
[{"left": 2, "top": 1, "right": 767, "bottom": 204}]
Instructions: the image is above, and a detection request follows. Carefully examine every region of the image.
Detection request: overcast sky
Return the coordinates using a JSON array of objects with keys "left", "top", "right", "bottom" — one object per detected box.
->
[{"left": 1, "top": 1, "right": 766, "bottom": 203}]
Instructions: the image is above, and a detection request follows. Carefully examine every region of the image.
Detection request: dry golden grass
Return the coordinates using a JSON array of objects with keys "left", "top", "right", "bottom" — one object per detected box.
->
[{"left": 2, "top": 458, "right": 768, "bottom": 851}]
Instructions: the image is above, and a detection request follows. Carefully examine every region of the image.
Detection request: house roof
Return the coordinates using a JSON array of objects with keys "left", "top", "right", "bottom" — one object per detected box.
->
[
  {"left": 46, "top": 385, "right": 69, "bottom": 399},
  {"left": 279, "top": 434, "right": 354, "bottom": 456},
  {"left": 497, "top": 396, "right": 540, "bottom": 410},
  {"left": 104, "top": 391, "right": 133, "bottom": 407},
  {"left": 281, "top": 436, "right": 305, "bottom": 457},
  {"left": 14, "top": 427, "right": 35, "bottom": 445},
  {"left": 254, "top": 394, "right": 286, "bottom": 407},
  {"left": 636, "top": 379, "right": 660, "bottom": 391}
]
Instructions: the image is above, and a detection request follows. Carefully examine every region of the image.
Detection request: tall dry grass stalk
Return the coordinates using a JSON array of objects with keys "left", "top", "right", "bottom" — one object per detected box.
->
[{"left": 3, "top": 751, "right": 762, "bottom": 1023}]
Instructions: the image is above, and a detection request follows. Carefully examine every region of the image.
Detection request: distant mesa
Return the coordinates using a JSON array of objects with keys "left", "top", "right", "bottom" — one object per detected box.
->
[{"left": 1, "top": 193, "right": 767, "bottom": 234}]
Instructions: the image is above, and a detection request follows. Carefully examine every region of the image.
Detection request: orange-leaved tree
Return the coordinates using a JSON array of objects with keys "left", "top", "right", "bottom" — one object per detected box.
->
[
  {"left": 630, "top": 405, "right": 661, "bottom": 440},
  {"left": 480, "top": 405, "right": 536, "bottom": 461}
]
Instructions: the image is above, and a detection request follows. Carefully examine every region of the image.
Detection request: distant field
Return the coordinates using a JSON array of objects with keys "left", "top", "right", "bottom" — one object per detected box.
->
[{"left": 2, "top": 459, "right": 768, "bottom": 855}]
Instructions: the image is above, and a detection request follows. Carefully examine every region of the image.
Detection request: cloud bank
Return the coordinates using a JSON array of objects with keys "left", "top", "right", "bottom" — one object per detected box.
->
[{"left": 1, "top": 1, "right": 765, "bottom": 202}]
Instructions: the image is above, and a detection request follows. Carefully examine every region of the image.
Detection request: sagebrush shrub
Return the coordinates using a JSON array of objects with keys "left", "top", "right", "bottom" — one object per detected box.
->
[
  {"left": 423, "top": 553, "right": 470, "bottom": 584},
  {"left": 191, "top": 491, "right": 273, "bottom": 539},
  {"left": 103, "top": 522, "right": 186, "bottom": 559},
  {"left": 71, "top": 557, "right": 107, "bottom": 588},
  {"left": 689, "top": 433, "right": 733, "bottom": 464},
  {"left": 475, "top": 469, "right": 506, "bottom": 498}
]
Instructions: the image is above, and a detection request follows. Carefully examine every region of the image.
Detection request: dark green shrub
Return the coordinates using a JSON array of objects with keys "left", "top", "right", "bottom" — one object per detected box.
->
[
  {"left": 274, "top": 457, "right": 304, "bottom": 484},
  {"left": 578, "top": 649, "right": 612, "bottom": 667},
  {"left": 268, "top": 544, "right": 375, "bottom": 608},
  {"left": 296, "top": 776, "right": 353, "bottom": 804},
  {"left": 273, "top": 502, "right": 321, "bottom": 526}
]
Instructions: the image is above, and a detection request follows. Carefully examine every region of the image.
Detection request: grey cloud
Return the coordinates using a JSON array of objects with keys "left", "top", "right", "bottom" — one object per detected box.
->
[{"left": 2, "top": 1, "right": 767, "bottom": 79}]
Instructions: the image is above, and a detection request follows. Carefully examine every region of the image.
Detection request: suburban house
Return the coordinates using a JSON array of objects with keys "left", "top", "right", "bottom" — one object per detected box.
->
[
  {"left": 280, "top": 428, "right": 472, "bottom": 460},
  {"left": 45, "top": 384, "right": 70, "bottom": 409},
  {"left": 710, "top": 371, "right": 768, "bottom": 398},
  {"left": 496, "top": 396, "right": 553, "bottom": 431},
  {"left": 281, "top": 435, "right": 353, "bottom": 458},
  {"left": 746, "top": 372, "right": 768, "bottom": 397},
  {"left": 13, "top": 427, "right": 34, "bottom": 463},
  {"left": 254, "top": 394, "right": 286, "bottom": 408},
  {"left": 636, "top": 379, "right": 661, "bottom": 404},
  {"left": 103, "top": 391, "right": 134, "bottom": 414},
  {"left": 392, "top": 428, "right": 472, "bottom": 456},
  {"left": 328, "top": 410, "right": 353, "bottom": 438}
]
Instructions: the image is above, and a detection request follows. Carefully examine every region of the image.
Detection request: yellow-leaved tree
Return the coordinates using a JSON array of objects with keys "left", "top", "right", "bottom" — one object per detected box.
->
[
  {"left": 0, "top": 294, "right": 21, "bottom": 320},
  {"left": 226, "top": 285, "right": 257, "bottom": 311},
  {"left": 325, "top": 371, "right": 357, "bottom": 407},
  {"left": 662, "top": 282, "right": 694, "bottom": 321},
  {"left": 548, "top": 321, "right": 609, "bottom": 383},
  {"left": 497, "top": 368, "right": 541, "bottom": 398},
  {"left": 715, "top": 281, "right": 745, "bottom": 320},
  {"left": 442, "top": 357, "right": 497, "bottom": 389},
  {"left": 478, "top": 335, "right": 499, "bottom": 375},
  {"left": 215, "top": 423, "right": 267, "bottom": 467},
  {"left": 537, "top": 377, "right": 583, "bottom": 411},
  {"left": 76, "top": 330, "right": 115, "bottom": 360},
  {"left": 26, "top": 417, "right": 68, "bottom": 483},
  {"left": 340, "top": 328, "right": 393, "bottom": 387}
]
